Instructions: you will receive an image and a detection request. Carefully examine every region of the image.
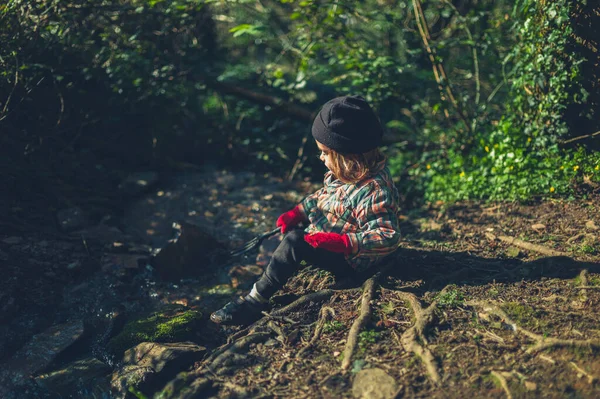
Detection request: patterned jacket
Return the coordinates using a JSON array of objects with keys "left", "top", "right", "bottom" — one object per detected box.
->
[{"left": 297, "top": 160, "right": 401, "bottom": 271}]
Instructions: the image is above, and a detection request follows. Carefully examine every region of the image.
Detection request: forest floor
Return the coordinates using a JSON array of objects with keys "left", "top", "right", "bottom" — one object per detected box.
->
[{"left": 1, "top": 167, "right": 599, "bottom": 398}]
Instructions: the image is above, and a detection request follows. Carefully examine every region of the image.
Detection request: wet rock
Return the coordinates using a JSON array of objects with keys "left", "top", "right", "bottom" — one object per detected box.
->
[
  {"left": 111, "top": 365, "right": 155, "bottom": 394},
  {"left": 155, "top": 372, "right": 214, "bottom": 399},
  {"left": 352, "top": 368, "right": 398, "bottom": 399},
  {"left": 119, "top": 172, "right": 159, "bottom": 196},
  {"left": 150, "top": 222, "right": 228, "bottom": 281},
  {"left": 2, "top": 236, "right": 22, "bottom": 245},
  {"left": 35, "top": 358, "right": 111, "bottom": 397},
  {"left": 5, "top": 320, "right": 86, "bottom": 378},
  {"left": 75, "top": 223, "right": 131, "bottom": 246},
  {"left": 57, "top": 207, "right": 89, "bottom": 232},
  {"left": 107, "top": 305, "right": 203, "bottom": 357},
  {"left": 111, "top": 342, "right": 206, "bottom": 395}
]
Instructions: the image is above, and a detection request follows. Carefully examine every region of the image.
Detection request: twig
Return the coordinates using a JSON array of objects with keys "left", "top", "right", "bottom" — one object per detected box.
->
[
  {"left": 287, "top": 131, "right": 311, "bottom": 182},
  {"left": 490, "top": 370, "right": 513, "bottom": 399},
  {"left": 341, "top": 277, "right": 377, "bottom": 372}
]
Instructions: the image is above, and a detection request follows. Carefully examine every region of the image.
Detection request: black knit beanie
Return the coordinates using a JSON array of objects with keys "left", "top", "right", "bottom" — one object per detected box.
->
[{"left": 311, "top": 95, "right": 383, "bottom": 154}]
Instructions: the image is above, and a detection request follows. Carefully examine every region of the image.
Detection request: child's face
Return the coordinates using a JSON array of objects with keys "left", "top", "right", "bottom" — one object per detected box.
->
[{"left": 316, "top": 141, "right": 333, "bottom": 171}]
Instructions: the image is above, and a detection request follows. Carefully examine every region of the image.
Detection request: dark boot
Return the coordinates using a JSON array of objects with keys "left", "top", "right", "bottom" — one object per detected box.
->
[{"left": 210, "top": 296, "right": 267, "bottom": 326}]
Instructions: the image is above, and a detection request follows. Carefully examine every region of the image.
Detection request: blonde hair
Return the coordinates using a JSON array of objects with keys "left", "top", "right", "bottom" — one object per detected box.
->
[{"left": 328, "top": 148, "right": 385, "bottom": 184}]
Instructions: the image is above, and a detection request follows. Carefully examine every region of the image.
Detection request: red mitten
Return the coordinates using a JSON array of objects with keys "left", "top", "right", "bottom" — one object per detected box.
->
[
  {"left": 304, "top": 232, "right": 352, "bottom": 255},
  {"left": 276, "top": 206, "right": 305, "bottom": 233}
]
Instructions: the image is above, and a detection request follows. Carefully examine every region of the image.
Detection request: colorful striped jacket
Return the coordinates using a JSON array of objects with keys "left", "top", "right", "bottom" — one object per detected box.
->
[{"left": 297, "top": 160, "right": 401, "bottom": 271}]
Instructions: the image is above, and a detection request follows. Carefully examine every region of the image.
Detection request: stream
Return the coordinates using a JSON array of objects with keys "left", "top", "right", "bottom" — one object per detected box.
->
[{"left": 0, "top": 168, "right": 310, "bottom": 398}]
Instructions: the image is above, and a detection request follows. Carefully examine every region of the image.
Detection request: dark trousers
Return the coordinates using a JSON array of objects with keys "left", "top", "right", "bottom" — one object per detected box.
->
[{"left": 254, "top": 229, "right": 354, "bottom": 299}]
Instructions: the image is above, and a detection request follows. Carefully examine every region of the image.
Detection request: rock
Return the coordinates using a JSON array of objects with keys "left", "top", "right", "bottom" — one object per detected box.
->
[
  {"left": 35, "top": 358, "right": 111, "bottom": 397},
  {"left": 5, "top": 320, "right": 86, "bottom": 378},
  {"left": 525, "top": 381, "right": 537, "bottom": 391},
  {"left": 111, "top": 365, "right": 155, "bottom": 394},
  {"left": 106, "top": 305, "right": 203, "bottom": 357},
  {"left": 1, "top": 236, "right": 22, "bottom": 245},
  {"left": 352, "top": 368, "right": 398, "bottom": 399},
  {"left": 119, "top": 172, "right": 159, "bottom": 196},
  {"left": 57, "top": 207, "right": 89, "bottom": 232},
  {"left": 111, "top": 342, "right": 206, "bottom": 395},
  {"left": 155, "top": 372, "right": 213, "bottom": 399},
  {"left": 150, "top": 222, "right": 228, "bottom": 281}
]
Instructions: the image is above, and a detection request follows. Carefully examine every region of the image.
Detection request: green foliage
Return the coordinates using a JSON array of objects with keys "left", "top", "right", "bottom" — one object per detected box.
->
[
  {"left": 406, "top": 0, "right": 600, "bottom": 202},
  {"left": 323, "top": 320, "right": 344, "bottom": 334},
  {"left": 436, "top": 289, "right": 464, "bottom": 308},
  {"left": 358, "top": 329, "right": 380, "bottom": 348},
  {"left": 1, "top": 0, "right": 598, "bottom": 204}
]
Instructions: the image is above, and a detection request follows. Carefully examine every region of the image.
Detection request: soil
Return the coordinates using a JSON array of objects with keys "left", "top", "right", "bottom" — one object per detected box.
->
[{"left": 1, "top": 167, "right": 599, "bottom": 398}]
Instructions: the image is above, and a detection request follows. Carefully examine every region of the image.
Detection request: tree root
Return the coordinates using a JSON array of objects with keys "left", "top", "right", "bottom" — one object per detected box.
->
[
  {"left": 206, "top": 332, "right": 272, "bottom": 370},
  {"left": 579, "top": 269, "right": 589, "bottom": 302},
  {"left": 468, "top": 301, "right": 600, "bottom": 354},
  {"left": 490, "top": 370, "right": 513, "bottom": 399},
  {"left": 569, "top": 361, "right": 596, "bottom": 384},
  {"left": 486, "top": 233, "right": 567, "bottom": 257},
  {"left": 394, "top": 289, "right": 444, "bottom": 386},
  {"left": 341, "top": 277, "right": 377, "bottom": 371},
  {"left": 296, "top": 306, "right": 334, "bottom": 358}
]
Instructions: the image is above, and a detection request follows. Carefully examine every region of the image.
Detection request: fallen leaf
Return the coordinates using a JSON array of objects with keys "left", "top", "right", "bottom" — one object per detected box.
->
[{"left": 531, "top": 223, "right": 546, "bottom": 231}]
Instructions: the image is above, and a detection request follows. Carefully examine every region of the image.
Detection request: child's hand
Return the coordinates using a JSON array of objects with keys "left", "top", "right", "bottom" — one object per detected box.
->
[
  {"left": 304, "top": 232, "right": 352, "bottom": 255},
  {"left": 276, "top": 206, "right": 304, "bottom": 233}
]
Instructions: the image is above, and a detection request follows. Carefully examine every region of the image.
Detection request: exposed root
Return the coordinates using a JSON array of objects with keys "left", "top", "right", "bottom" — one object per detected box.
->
[
  {"left": 486, "top": 233, "right": 567, "bottom": 257},
  {"left": 490, "top": 370, "right": 513, "bottom": 399},
  {"left": 341, "top": 277, "right": 377, "bottom": 372},
  {"left": 569, "top": 361, "right": 596, "bottom": 384},
  {"left": 393, "top": 288, "right": 447, "bottom": 386},
  {"left": 468, "top": 301, "right": 600, "bottom": 354},
  {"left": 579, "top": 269, "right": 589, "bottom": 302},
  {"left": 296, "top": 306, "right": 334, "bottom": 358},
  {"left": 206, "top": 332, "right": 272, "bottom": 370}
]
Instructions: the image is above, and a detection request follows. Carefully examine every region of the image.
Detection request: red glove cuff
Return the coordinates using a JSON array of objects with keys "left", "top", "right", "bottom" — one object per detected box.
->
[{"left": 304, "top": 232, "right": 352, "bottom": 255}]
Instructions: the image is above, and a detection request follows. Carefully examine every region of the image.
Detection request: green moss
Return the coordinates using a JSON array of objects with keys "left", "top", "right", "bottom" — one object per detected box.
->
[
  {"left": 502, "top": 302, "right": 550, "bottom": 333},
  {"left": 107, "top": 306, "right": 202, "bottom": 357}
]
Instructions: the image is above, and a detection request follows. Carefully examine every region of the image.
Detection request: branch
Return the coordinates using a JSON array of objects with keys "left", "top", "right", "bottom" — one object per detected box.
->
[
  {"left": 205, "top": 80, "right": 315, "bottom": 122},
  {"left": 561, "top": 130, "right": 600, "bottom": 145}
]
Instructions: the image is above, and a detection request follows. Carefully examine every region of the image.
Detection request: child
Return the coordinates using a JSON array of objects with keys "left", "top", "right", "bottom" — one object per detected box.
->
[{"left": 211, "top": 95, "right": 401, "bottom": 325}]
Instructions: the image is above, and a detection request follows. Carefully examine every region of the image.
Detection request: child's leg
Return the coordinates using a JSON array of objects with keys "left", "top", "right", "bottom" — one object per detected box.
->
[
  {"left": 211, "top": 229, "right": 352, "bottom": 325},
  {"left": 253, "top": 229, "right": 352, "bottom": 299}
]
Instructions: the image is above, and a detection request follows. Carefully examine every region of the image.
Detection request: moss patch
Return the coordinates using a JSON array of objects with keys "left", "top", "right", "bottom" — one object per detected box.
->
[{"left": 107, "top": 306, "right": 203, "bottom": 357}]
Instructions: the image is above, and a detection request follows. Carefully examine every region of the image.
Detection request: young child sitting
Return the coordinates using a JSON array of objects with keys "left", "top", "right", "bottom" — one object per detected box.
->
[{"left": 211, "top": 95, "right": 401, "bottom": 325}]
